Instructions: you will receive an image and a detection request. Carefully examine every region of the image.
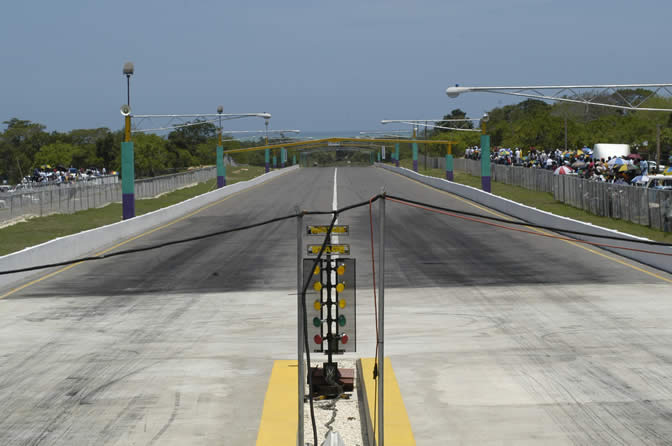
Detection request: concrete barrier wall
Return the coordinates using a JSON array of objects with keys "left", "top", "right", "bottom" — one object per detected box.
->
[
  {"left": 377, "top": 164, "right": 672, "bottom": 275},
  {"left": 0, "top": 166, "right": 299, "bottom": 290}
]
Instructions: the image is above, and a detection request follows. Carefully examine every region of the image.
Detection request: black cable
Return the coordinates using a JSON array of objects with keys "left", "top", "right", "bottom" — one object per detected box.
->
[
  {"left": 300, "top": 213, "right": 339, "bottom": 446},
  {"left": 386, "top": 194, "right": 672, "bottom": 248},
  {"left": 0, "top": 213, "right": 300, "bottom": 276},
  {"left": 0, "top": 196, "right": 383, "bottom": 277}
]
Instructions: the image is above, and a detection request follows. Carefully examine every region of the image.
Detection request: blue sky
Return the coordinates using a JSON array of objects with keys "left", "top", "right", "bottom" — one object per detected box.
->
[{"left": 1, "top": 0, "right": 670, "bottom": 134}]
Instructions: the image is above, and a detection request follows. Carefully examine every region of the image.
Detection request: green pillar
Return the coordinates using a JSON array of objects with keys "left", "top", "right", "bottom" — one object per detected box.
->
[
  {"left": 445, "top": 154, "right": 454, "bottom": 181},
  {"left": 264, "top": 149, "right": 270, "bottom": 173},
  {"left": 121, "top": 141, "right": 135, "bottom": 219},
  {"left": 377, "top": 152, "right": 381, "bottom": 162},
  {"left": 412, "top": 142, "right": 418, "bottom": 171},
  {"left": 293, "top": 154, "right": 296, "bottom": 165},
  {"left": 395, "top": 143, "right": 400, "bottom": 167},
  {"left": 216, "top": 145, "right": 225, "bottom": 187},
  {"left": 272, "top": 153, "right": 277, "bottom": 168},
  {"left": 481, "top": 134, "right": 491, "bottom": 192}
]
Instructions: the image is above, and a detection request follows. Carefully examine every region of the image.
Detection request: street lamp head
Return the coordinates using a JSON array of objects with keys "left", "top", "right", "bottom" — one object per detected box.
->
[
  {"left": 445, "top": 84, "right": 469, "bottom": 98},
  {"left": 258, "top": 113, "right": 272, "bottom": 119},
  {"left": 123, "top": 62, "right": 134, "bottom": 76},
  {"left": 217, "top": 105, "right": 223, "bottom": 114},
  {"left": 481, "top": 112, "right": 490, "bottom": 122},
  {"left": 380, "top": 120, "right": 389, "bottom": 125}
]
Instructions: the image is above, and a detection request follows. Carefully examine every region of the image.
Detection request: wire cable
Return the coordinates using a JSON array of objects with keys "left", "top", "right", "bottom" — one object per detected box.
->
[
  {"left": 0, "top": 196, "right": 383, "bottom": 277},
  {"left": 386, "top": 194, "right": 672, "bottom": 248},
  {"left": 387, "top": 196, "right": 672, "bottom": 257}
]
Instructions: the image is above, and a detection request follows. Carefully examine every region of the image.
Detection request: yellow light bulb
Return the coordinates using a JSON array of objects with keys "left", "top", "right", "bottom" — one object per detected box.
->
[
  {"left": 339, "top": 299, "right": 346, "bottom": 309},
  {"left": 314, "top": 300, "right": 321, "bottom": 311},
  {"left": 313, "top": 281, "right": 323, "bottom": 292},
  {"left": 313, "top": 266, "right": 320, "bottom": 275},
  {"left": 337, "top": 265, "right": 345, "bottom": 275},
  {"left": 336, "top": 283, "right": 345, "bottom": 293}
]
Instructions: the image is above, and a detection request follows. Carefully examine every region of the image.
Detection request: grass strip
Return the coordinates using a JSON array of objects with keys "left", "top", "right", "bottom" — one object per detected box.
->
[
  {"left": 396, "top": 160, "right": 672, "bottom": 244},
  {"left": 0, "top": 165, "right": 267, "bottom": 256}
]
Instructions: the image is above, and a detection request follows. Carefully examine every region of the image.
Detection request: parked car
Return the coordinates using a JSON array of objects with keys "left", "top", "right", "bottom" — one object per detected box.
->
[{"left": 646, "top": 175, "right": 672, "bottom": 190}]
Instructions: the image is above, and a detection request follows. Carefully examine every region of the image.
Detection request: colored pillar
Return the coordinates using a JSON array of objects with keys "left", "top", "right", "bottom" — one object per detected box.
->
[
  {"left": 272, "top": 153, "right": 277, "bottom": 168},
  {"left": 445, "top": 154, "right": 454, "bottom": 181},
  {"left": 121, "top": 141, "right": 135, "bottom": 219},
  {"left": 281, "top": 148, "right": 286, "bottom": 168},
  {"left": 293, "top": 154, "right": 296, "bottom": 165},
  {"left": 395, "top": 143, "right": 400, "bottom": 167},
  {"left": 377, "top": 152, "right": 381, "bottom": 162},
  {"left": 216, "top": 145, "right": 225, "bottom": 188},
  {"left": 481, "top": 134, "right": 491, "bottom": 192},
  {"left": 264, "top": 149, "right": 270, "bottom": 173},
  {"left": 412, "top": 142, "right": 418, "bottom": 172}
]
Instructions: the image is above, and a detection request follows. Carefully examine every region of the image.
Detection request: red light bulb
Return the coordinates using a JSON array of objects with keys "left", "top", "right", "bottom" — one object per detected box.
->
[
  {"left": 314, "top": 334, "right": 323, "bottom": 345},
  {"left": 341, "top": 334, "right": 349, "bottom": 344}
]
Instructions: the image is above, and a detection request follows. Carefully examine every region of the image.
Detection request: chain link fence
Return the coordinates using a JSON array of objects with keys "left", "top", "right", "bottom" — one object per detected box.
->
[
  {"left": 418, "top": 156, "right": 672, "bottom": 232},
  {"left": 0, "top": 167, "right": 217, "bottom": 225}
]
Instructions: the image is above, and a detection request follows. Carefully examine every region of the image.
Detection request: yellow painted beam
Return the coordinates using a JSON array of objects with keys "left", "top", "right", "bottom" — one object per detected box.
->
[
  {"left": 224, "top": 137, "right": 457, "bottom": 154},
  {"left": 359, "top": 357, "right": 415, "bottom": 446},
  {"left": 256, "top": 360, "right": 298, "bottom": 446}
]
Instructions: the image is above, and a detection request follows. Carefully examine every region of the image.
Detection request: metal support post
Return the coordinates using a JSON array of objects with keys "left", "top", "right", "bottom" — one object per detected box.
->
[
  {"left": 395, "top": 143, "right": 400, "bottom": 168},
  {"left": 656, "top": 124, "right": 661, "bottom": 172},
  {"left": 296, "top": 209, "right": 305, "bottom": 446},
  {"left": 378, "top": 191, "right": 385, "bottom": 446},
  {"left": 481, "top": 133, "right": 491, "bottom": 192},
  {"left": 412, "top": 142, "right": 418, "bottom": 172},
  {"left": 121, "top": 113, "right": 135, "bottom": 220},
  {"left": 216, "top": 145, "right": 225, "bottom": 188},
  {"left": 265, "top": 149, "right": 270, "bottom": 173}
]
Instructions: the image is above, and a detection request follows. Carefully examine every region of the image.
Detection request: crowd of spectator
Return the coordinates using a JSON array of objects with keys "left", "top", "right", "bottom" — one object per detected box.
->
[{"left": 464, "top": 146, "right": 672, "bottom": 186}]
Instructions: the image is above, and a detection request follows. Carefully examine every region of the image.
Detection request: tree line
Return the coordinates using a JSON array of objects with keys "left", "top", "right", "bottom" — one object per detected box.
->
[
  {"left": 0, "top": 119, "right": 279, "bottom": 184},
  {"left": 424, "top": 90, "right": 672, "bottom": 159}
]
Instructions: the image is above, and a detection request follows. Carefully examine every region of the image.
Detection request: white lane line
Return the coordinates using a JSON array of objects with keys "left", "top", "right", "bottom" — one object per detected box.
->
[{"left": 332, "top": 167, "right": 339, "bottom": 238}]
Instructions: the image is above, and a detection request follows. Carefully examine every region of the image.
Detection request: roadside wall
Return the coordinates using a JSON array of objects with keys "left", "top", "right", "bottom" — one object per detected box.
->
[
  {"left": 377, "top": 164, "right": 672, "bottom": 275},
  {"left": 0, "top": 166, "right": 299, "bottom": 291}
]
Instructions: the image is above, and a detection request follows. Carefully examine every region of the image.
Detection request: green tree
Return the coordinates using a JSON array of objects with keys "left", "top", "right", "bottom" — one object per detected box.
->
[{"left": 34, "top": 142, "right": 76, "bottom": 167}]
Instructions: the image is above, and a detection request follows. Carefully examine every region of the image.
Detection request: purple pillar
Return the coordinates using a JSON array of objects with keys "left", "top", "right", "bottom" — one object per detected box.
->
[
  {"left": 217, "top": 176, "right": 225, "bottom": 187},
  {"left": 446, "top": 171, "right": 454, "bottom": 181},
  {"left": 122, "top": 194, "right": 135, "bottom": 220},
  {"left": 413, "top": 160, "right": 418, "bottom": 171},
  {"left": 482, "top": 176, "right": 491, "bottom": 192}
]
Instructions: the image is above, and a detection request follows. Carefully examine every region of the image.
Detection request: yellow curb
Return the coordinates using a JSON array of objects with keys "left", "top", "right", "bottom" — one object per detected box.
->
[
  {"left": 256, "top": 360, "right": 298, "bottom": 446},
  {"left": 358, "top": 357, "right": 415, "bottom": 446}
]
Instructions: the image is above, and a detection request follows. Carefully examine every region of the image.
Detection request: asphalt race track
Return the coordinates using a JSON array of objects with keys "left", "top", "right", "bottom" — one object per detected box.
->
[{"left": 1, "top": 166, "right": 672, "bottom": 445}]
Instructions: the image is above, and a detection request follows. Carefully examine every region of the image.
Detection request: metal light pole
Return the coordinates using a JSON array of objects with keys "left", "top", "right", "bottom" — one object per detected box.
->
[
  {"left": 264, "top": 117, "right": 270, "bottom": 173},
  {"left": 480, "top": 113, "right": 491, "bottom": 192},
  {"left": 657, "top": 124, "right": 662, "bottom": 172},
  {"left": 121, "top": 62, "right": 135, "bottom": 220},
  {"left": 216, "top": 105, "right": 226, "bottom": 188}
]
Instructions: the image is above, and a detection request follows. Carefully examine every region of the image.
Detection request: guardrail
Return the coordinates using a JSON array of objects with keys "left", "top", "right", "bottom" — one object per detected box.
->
[
  {"left": 415, "top": 156, "right": 672, "bottom": 232},
  {"left": 0, "top": 167, "right": 217, "bottom": 224}
]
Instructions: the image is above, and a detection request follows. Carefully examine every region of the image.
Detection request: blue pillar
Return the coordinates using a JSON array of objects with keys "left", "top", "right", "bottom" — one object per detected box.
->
[
  {"left": 395, "top": 143, "right": 400, "bottom": 167},
  {"left": 481, "top": 134, "right": 491, "bottom": 192},
  {"left": 264, "top": 149, "right": 270, "bottom": 173},
  {"left": 216, "top": 145, "right": 225, "bottom": 187},
  {"left": 412, "top": 142, "right": 418, "bottom": 172}
]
